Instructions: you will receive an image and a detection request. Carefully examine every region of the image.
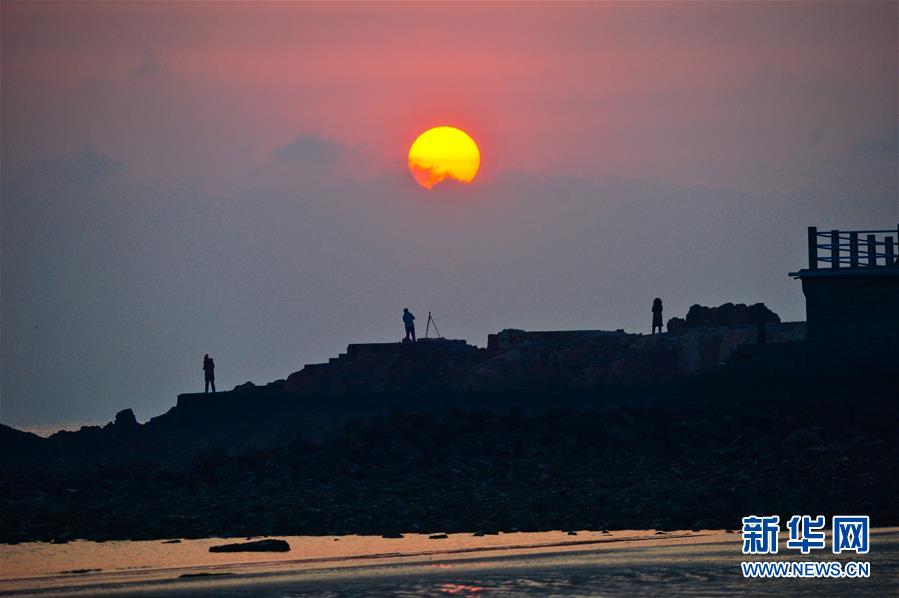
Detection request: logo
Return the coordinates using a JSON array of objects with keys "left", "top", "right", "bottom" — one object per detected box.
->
[
  {"left": 786, "top": 515, "right": 826, "bottom": 554},
  {"left": 832, "top": 516, "right": 869, "bottom": 554},
  {"left": 741, "top": 515, "right": 780, "bottom": 555},
  {"left": 741, "top": 514, "right": 871, "bottom": 579}
]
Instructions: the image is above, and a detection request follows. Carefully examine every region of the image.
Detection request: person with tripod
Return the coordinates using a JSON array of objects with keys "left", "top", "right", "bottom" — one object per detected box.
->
[{"left": 402, "top": 308, "right": 416, "bottom": 342}]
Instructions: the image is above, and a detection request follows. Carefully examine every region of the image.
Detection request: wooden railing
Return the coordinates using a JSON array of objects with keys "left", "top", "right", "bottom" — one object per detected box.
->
[{"left": 807, "top": 226, "right": 899, "bottom": 270}]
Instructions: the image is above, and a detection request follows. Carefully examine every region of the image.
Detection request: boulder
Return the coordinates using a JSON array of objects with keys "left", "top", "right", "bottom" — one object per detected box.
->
[
  {"left": 209, "top": 539, "right": 290, "bottom": 553},
  {"left": 113, "top": 409, "right": 138, "bottom": 428},
  {"left": 666, "top": 317, "right": 687, "bottom": 333},
  {"left": 684, "top": 303, "right": 780, "bottom": 328}
]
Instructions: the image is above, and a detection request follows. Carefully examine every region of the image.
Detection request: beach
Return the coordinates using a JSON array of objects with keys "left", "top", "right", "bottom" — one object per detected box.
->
[{"left": 2, "top": 528, "right": 897, "bottom": 596}]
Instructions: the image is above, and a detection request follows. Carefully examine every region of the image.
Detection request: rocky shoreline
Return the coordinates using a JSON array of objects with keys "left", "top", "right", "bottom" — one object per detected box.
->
[
  {"left": 2, "top": 306, "right": 895, "bottom": 545},
  {"left": 2, "top": 375, "right": 896, "bottom": 544}
]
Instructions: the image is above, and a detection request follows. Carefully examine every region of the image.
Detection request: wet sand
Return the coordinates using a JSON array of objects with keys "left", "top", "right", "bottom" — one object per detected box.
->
[{"left": 2, "top": 528, "right": 897, "bottom": 596}]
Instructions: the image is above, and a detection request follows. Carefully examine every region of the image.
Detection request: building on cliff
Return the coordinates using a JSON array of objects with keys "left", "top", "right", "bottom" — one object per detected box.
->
[
  {"left": 730, "top": 225, "right": 899, "bottom": 376},
  {"left": 791, "top": 226, "right": 899, "bottom": 342}
]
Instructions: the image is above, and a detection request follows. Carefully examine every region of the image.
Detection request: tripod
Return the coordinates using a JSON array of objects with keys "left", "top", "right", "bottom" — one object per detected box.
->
[{"left": 424, "top": 311, "right": 442, "bottom": 339}]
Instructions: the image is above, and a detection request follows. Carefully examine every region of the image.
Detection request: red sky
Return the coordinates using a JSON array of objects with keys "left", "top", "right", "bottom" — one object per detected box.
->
[{"left": 4, "top": 2, "right": 895, "bottom": 192}]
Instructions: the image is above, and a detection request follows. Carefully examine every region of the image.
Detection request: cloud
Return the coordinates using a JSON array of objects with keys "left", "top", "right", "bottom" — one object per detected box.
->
[
  {"left": 849, "top": 127, "right": 898, "bottom": 160},
  {"left": 131, "top": 50, "right": 161, "bottom": 77},
  {"left": 7, "top": 150, "right": 124, "bottom": 188},
  {"left": 408, "top": 163, "right": 468, "bottom": 190},
  {"left": 273, "top": 132, "right": 343, "bottom": 170},
  {"left": 808, "top": 129, "right": 823, "bottom": 145}
]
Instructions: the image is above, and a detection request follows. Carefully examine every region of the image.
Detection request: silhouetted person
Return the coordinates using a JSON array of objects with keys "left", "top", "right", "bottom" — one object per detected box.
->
[
  {"left": 651, "top": 298, "right": 664, "bottom": 334},
  {"left": 402, "top": 308, "right": 416, "bottom": 342},
  {"left": 203, "top": 354, "right": 216, "bottom": 393}
]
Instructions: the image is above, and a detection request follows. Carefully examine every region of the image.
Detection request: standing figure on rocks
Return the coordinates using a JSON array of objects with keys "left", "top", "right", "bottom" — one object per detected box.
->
[
  {"left": 402, "top": 308, "right": 416, "bottom": 342},
  {"left": 651, "top": 298, "right": 664, "bottom": 334},
  {"left": 203, "top": 354, "right": 216, "bottom": 393}
]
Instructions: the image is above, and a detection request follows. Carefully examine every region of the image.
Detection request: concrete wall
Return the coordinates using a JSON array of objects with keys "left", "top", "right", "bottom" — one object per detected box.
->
[{"left": 801, "top": 272, "right": 899, "bottom": 341}]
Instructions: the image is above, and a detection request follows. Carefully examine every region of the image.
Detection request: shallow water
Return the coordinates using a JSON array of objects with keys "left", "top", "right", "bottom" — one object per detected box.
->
[{"left": 2, "top": 529, "right": 897, "bottom": 596}]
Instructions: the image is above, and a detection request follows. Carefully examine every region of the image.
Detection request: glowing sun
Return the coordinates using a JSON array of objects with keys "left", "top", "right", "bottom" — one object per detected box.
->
[{"left": 408, "top": 126, "right": 480, "bottom": 190}]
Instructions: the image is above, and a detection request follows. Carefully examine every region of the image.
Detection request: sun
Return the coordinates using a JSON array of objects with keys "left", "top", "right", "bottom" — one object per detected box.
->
[{"left": 408, "top": 126, "right": 480, "bottom": 190}]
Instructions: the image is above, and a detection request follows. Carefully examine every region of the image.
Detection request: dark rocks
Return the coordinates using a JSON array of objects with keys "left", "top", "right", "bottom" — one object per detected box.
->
[
  {"left": 1, "top": 321, "right": 815, "bottom": 482},
  {"left": 0, "top": 424, "right": 43, "bottom": 453},
  {"left": 1, "top": 368, "right": 896, "bottom": 544},
  {"left": 604, "top": 423, "right": 663, "bottom": 455},
  {"left": 780, "top": 427, "right": 826, "bottom": 451},
  {"left": 113, "top": 409, "right": 138, "bottom": 428},
  {"left": 284, "top": 339, "right": 482, "bottom": 396},
  {"left": 209, "top": 539, "right": 290, "bottom": 553},
  {"left": 162, "top": 539, "right": 181, "bottom": 544},
  {"left": 429, "top": 533, "right": 449, "bottom": 539},
  {"left": 666, "top": 317, "right": 687, "bottom": 333},
  {"left": 381, "top": 532, "right": 403, "bottom": 539},
  {"left": 684, "top": 303, "right": 780, "bottom": 329},
  {"left": 277, "top": 319, "right": 800, "bottom": 400}
]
